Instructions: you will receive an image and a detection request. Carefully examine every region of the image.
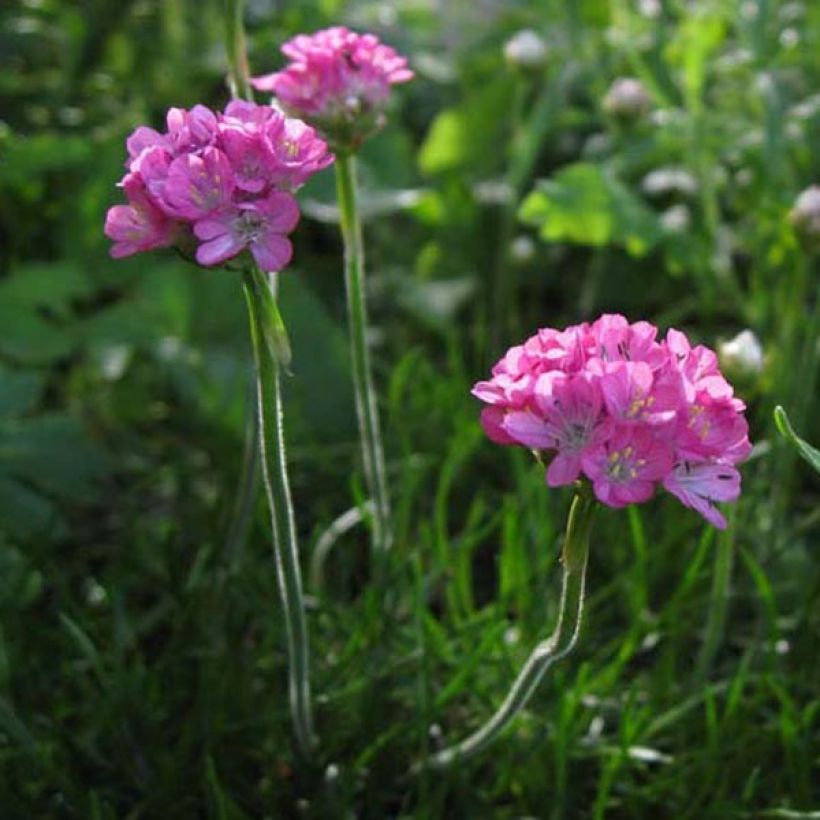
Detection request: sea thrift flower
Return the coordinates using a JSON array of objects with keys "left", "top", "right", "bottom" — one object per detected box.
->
[
  {"left": 194, "top": 191, "right": 299, "bottom": 270},
  {"left": 105, "top": 102, "right": 333, "bottom": 271},
  {"left": 104, "top": 173, "right": 178, "bottom": 258},
  {"left": 251, "top": 26, "right": 413, "bottom": 152},
  {"left": 473, "top": 315, "right": 751, "bottom": 528}
]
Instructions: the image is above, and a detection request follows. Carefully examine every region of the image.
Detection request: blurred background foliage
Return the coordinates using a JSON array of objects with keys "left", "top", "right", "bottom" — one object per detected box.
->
[{"left": 0, "top": 0, "right": 818, "bottom": 816}]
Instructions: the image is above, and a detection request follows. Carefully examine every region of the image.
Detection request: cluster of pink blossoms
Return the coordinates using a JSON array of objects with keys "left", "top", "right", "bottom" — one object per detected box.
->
[
  {"left": 252, "top": 27, "right": 413, "bottom": 149},
  {"left": 474, "top": 315, "right": 751, "bottom": 528},
  {"left": 104, "top": 102, "right": 333, "bottom": 271}
]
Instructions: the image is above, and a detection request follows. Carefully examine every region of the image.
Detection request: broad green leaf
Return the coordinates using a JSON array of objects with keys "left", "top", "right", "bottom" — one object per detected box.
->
[
  {"left": 0, "top": 414, "right": 109, "bottom": 501},
  {"left": 0, "top": 477, "right": 64, "bottom": 543},
  {"left": 774, "top": 406, "right": 820, "bottom": 474},
  {"left": 0, "top": 367, "right": 44, "bottom": 418},
  {"left": 519, "top": 162, "right": 661, "bottom": 255},
  {"left": 0, "top": 262, "right": 94, "bottom": 317},
  {"left": 665, "top": 11, "right": 726, "bottom": 107},
  {"left": 418, "top": 78, "right": 513, "bottom": 175},
  {"left": 0, "top": 302, "right": 75, "bottom": 364}
]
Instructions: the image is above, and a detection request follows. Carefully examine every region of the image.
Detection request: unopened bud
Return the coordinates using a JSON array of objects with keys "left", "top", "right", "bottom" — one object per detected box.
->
[
  {"left": 504, "top": 30, "right": 548, "bottom": 72},
  {"left": 660, "top": 204, "right": 691, "bottom": 234},
  {"left": 603, "top": 77, "right": 652, "bottom": 121},
  {"left": 790, "top": 185, "right": 820, "bottom": 248},
  {"left": 510, "top": 234, "right": 536, "bottom": 264},
  {"left": 718, "top": 330, "right": 764, "bottom": 378}
]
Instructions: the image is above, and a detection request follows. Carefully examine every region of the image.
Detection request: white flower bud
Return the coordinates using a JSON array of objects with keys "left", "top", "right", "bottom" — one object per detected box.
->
[
  {"left": 504, "top": 29, "right": 548, "bottom": 72},
  {"left": 510, "top": 234, "right": 536, "bottom": 264},
  {"left": 790, "top": 185, "right": 820, "bottom": 243},
  {"left": 718, "top": 330, "right": 764, "bottom": 377},
  {"left": 603, "top": 77, "right": 652, "bottom": 120},
  {"left": 660, "top": 204, "right": 691, "bottom": 234}
]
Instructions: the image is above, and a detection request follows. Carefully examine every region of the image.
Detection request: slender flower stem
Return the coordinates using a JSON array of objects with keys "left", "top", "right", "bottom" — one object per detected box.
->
[
  {"left": 224, "top": 0, "right": 252, "bottom": 100},
  {"left": 334, "top": 153, "right": 392, "bottom": 554},
  {"left": 242, "top": 266, "right": 316, "bottom": 755},
  {"left": 419, "top": 487, "right": 596, "bottom": 771}
]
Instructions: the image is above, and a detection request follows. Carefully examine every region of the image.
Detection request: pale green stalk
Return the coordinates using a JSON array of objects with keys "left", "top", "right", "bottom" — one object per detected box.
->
[
  {"left": 419, "top": 488, "right": 596, "bottom": 771},
  {"left": 224, "top": 0, "right": 315, "bottom": 754},
  {"left": 242, "top": 267, "right": 316, "bottom": 754},
  {"left": 334, "top": 154, "right": 392, "bottom": 555}
]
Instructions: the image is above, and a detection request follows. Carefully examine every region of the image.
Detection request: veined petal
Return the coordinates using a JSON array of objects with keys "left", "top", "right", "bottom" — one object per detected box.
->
[{"left": 196, "top": 232, "right": 244, "bottom": 266}]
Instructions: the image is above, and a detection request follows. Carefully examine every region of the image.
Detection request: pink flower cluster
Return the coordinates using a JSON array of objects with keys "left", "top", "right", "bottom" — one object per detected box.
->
[
  {"left": 104, "top": 102, "right": 333, "bottom": 271},
  {"left": 473, "top": 315, "right": 751, "bottom": 528},
  {"left": 251, "top": 27, "right": 413, "bottom": 149}
]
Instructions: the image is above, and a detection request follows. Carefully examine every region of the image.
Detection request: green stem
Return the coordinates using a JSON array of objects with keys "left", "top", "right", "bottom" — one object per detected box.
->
[
  {"left": 334, "top": 154, "right": 392, "bottom": 554},
  {"left": 419, "top": 487, "right": 596, "bottom": 771},
  {"left": 224, "top": 0, "right": 252, "bottom": 101},
  {"left": 242, "top": 266, "right": 316, "bottom": 755},
  {"left": 224, "top": 375, "right": 259, "bottom": 572},
  {"left": 490, "top": 70, "right": 562, "bottom": 351},
  {"left": 694, "top": 524, "right": 734, "bottom": 684}
]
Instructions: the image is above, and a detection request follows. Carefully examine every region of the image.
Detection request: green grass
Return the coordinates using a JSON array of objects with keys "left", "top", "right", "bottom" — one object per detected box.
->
[{"left": 1, "top": 0, "right": 819, "bottom": 816}]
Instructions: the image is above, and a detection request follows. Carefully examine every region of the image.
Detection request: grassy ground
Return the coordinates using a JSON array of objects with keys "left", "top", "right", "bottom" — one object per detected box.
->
[{"left": 1, "top": 0, "right": 819, "bottom": 817}]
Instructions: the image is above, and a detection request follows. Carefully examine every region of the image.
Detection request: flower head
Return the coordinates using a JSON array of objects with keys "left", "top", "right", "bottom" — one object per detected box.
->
[
  {"left": 251, "top": 27, "right": 413, "bottom": 152},
  {"left": 473, "top": 315, "right": 751, "bottom": 528},
  {"left": 105, "top": 102, "right": 333, "bottom": 271}
]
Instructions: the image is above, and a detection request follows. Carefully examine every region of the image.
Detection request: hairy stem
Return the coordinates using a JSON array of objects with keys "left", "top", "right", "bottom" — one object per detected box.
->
[
  {"left": 242, "top": 266, "right": 316, "bottom": 755},
  {"left": 419, "top": 487, "right": 596, "bottom": 770},
  {"left": 335, "top": 153, "right": 392, "bottom": 554}
]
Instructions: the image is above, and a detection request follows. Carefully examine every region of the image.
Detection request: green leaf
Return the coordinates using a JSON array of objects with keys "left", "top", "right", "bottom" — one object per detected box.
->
[
  {"left": 0, "top": 262, "right": 94, "bottom": 317},
  {"left": 0, "top": 414, "right": 109, "bottom": 501},
  {"left": 418, "top": 78, "right": 513, "bottom": 175},
  {"left": 519, "top": 162, "right": 661, "bottom": 255},
  {"left": 0, "top": 367, "right": 44, "bottom": 418},
  {"left": 774, "top": 406, "right": 820, "bottom": 474}
]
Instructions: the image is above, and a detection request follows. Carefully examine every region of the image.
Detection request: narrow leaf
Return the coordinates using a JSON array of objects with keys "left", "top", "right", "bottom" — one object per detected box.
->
[{"left": 773, "top": 406, "right": 820, "bottom": 474}]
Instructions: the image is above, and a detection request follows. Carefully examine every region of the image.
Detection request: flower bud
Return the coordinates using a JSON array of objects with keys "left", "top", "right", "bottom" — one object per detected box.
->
[
  {"left": 790, "top": 185, "right": 820, "bottom": 248},
  {"left": 510, "top": 234, "right": 536, "bottom": 264},
  {"left": 660, "top": 204, "right": 691, "bottom": 235},
  {"left": 718, "top": 330, "right": 764, "bottom": 379},
  {"left": 503, "top": 29, "right": 548, "bottom": 72},
  {"left": 603, "top": 77, "right": 652, "bottom": 122}
]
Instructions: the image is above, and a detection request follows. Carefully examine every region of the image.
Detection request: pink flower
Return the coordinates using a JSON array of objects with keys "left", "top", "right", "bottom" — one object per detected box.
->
[
  {"left": 502, "top": 372, "right": 606, "bottom": 486},
  {"left": 104, "top": 173, "right": 179, "bottom": 258},
  {"left": 194, "top": 191, "right": 299, "bottom": 272},
  {"left": 166, "top": 105, "right": 218, "bottom": 154},
  {"left": 472, "top": 315, "right": 751, "bottom": 527},
  {"left": 598, "top": 361, "right": 681, "bottom": 426},
  {"left": 105, "top": 101, "right": 332, "bottom": 268},
  {"left": 162, "top": 147, "right": 235, "bottom": 219},
  {"left": 582, "top": 425, "right": 674, "bottom": 507},
  {"left": 662, "top": 461, "right": 741, "bottom": 529},
  {"left": 265, "top": 116, "right": 335, "bottom": 188},
  {"left": 251, "top": 26, "right": 413, "bottom": 150}
]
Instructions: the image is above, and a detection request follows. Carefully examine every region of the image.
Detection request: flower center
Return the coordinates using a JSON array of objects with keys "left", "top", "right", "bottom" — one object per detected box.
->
[
  {"left": 235, "top": 211, "right": 265, "bottom": 243},
  {"left": 606, "top": 446, "right": 646, "bottom": 482}
]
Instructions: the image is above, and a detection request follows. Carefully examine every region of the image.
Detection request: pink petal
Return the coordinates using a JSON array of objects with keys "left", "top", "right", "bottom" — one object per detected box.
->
[
  {"left": 546, "top": 453, "right": 581, "bottom": 487},
  {"left": 502, "top": 411, "right": 554, "bottom": 449},
  {"left": 196, "top": 233, "right": 244, "bottom": 266},
  {"left": 250, "top": 234, "right": 293, "bottom": 272}
]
